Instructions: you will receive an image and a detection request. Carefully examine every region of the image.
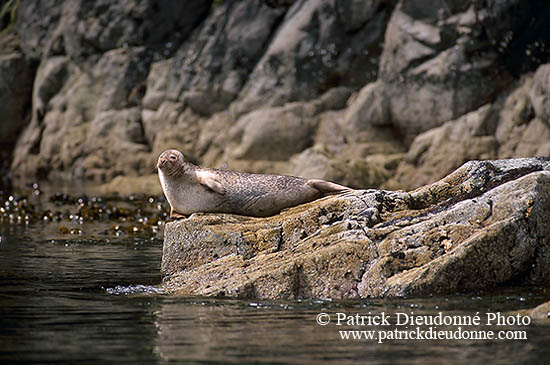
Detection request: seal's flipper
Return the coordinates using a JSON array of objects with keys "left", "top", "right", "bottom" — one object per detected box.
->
[
  {"left": 196, "top": 170, "right": 226, "bottom": 195},
  {"left": 170, "top": 208, "right": 188, "bottom": 219},
  {"left": 307, "top": 179, "right": 351, "bottom": 195}
]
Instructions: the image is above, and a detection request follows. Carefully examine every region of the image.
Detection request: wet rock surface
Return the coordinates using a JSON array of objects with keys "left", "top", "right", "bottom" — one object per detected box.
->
[{"left": 162, "top": 158, "right": 550, "bottom": 299}]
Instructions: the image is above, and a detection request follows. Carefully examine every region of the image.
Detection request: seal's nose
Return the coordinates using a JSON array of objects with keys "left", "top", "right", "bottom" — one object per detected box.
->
[{"left": 158, "top": 158, "right": 167, "bottom": 168}]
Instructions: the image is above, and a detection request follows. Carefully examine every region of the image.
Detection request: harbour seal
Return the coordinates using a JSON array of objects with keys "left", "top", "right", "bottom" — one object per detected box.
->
[{"left": 157, "top": 149, "right": 352, "bottom": 218}]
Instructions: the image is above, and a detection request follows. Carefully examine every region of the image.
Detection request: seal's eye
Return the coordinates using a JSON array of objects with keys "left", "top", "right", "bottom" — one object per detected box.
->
[{"left": 170, "top": 155, "right": 177, "bottom": 161}]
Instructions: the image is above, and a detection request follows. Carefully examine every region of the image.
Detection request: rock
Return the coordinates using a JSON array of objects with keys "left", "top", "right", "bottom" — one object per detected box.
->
[
  {"left": 513, "top": 119, "right": 550, "bottom": 157},
  {"left": 161, "top": 158, "right": 550, "bottom": 299},
  {"left": 340, "top": 80, "right": 404, "bottom": 146},
  {"left": 0, "top": 52, "right": 33, "bottom": 147},
  {"left": 62, "top": 0, "right": 210, "bottom": 63},
  {"left": 496, "top": 75, "right": 535, "bottom": 158},
  {"left": 479, "top": 1, "right": 550, "bottom": 76},
  {"left": 0, "top": 37, "right": 33, "bottom": 181},
  {"left": 98, "top": 174, "right": 162, "bottom": 197},
  {"left": 385, "top": 104, "right": 499, "bottom": 190},
  {"left": 344, "top": 81, "right": 390, "bottom": 131},
  {"left": 375, "top": 0, "right": 550, "bottom": 142},
  {"left": 12, "top": 106, "right": 151, "bottom": 182},
  {"left": 15, "top": 0, "right": 64, "bottom": 60},
  {"left": 32, "top": 56, "right": 69, "bottom": 119},
  {"left": 234, "top": 0, "right": 394, "bottom": 115},
  {"left": 529, "top": 301, "right": 550, "bottom": 321},
  {"left": 289, "top": 144, "right": 403, "bottom": 189},
  {"left": 142, "top": 59, "right": 173, "bottom": 111},
  {"left": 10, "top": 0, "right": 211, "bottom": 181},
  {"left": 495, "top": 72, "right": 550, "bottom": 159},
  {"left": 204, "top": 87, "right": 356, "bottom": 169},
  {"left": 317, "top": 86, "right": 353, "bottom": 111},
  {"left": 529, "top": 64, "right": 550, "bottom": 123},
  {"left": 17, "top": 0, "right": 210, "bottom": 62},
  {"left": 154, "top": 0, "right": 289, "bottom": 116},
  {"left": 7, "top": 0, "right": 550, "bottom": 192},
  {"left": 225, "top": 102, "right": 318, "bottom": 161},
  {"left": 378, "top": 1, "right": 513, "bottom": 140}
]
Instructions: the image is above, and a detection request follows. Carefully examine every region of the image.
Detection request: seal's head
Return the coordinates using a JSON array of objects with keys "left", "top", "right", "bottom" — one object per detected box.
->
[{"left": 157, "top": 149, "right": 186, "bottom": 176}]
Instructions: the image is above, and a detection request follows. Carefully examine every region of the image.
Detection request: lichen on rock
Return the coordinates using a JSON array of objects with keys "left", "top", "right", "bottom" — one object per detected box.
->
[{"left": 161, "top": 157, "right": 550, "bottom": 299}]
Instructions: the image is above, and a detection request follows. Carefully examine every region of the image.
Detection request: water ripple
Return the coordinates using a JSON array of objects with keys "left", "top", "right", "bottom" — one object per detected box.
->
[{"left": 105, "top": 284, "right": 163, "bottom": 295}]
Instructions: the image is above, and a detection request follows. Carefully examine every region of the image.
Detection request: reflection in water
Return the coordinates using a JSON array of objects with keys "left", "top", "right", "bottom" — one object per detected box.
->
[
  {"left": 1, "top": 227, "right": 550, "bottom": 363},
  {"left": 152, "top": 296, "right": 549, "bottom": 364},
  {"left": 0, "top": 233, "right": 163, "bottom": 363}
]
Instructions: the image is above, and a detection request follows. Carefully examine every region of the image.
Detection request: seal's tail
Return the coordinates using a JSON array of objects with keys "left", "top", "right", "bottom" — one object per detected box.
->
[{"left": 307, "top": 179, "right": 353, "bottom": 195}]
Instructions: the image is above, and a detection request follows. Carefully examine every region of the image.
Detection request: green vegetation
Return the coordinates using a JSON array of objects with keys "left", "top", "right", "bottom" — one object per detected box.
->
[
  {"left": 210, "top": 0, "right": 225, "bottom": 13},
  {"left": 0, "top": 0, "right": 19, "bottom": 33}
]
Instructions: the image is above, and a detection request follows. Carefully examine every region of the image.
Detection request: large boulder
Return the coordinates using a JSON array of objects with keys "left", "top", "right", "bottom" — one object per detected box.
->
[{"left": 161, "top": 158, "right": 550, "bottom": 299}]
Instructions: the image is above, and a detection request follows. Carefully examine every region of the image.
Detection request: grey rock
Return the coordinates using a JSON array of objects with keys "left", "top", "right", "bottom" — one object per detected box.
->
[
  {"left": 496, "top": 75, "right": 535, "bottom": 158},
  {"left": 141, "top": 59, "right": 173, "bottom": 111},
  {"left": 10, "top": 0, "right": 209, "bottom": 181},
  {"left": 11, "top": 47, "right": 153, "bottom": 180},
  {"left": 16, "top": 0, "right": 63, "bottom": 60},
  {"left": 529, "top": 63, "right": 550, "bottom": 124},
  {"left": 477, "top": 0, "right": 550, "bottom": 76},
  {"left": 155, "top": 0, "right": 289, "bottom": 116},
  {"left": 17, "top": 0, "right": 210, "bottom": 62},
  {"left": 7, "top": 0, "right": 550, "bottom": 190},
  {"left": 379, "top": 1, "right": 513, "bottom": 140},
  {"left": 341, "top": 81, "right": 403, "bottom": 146},
  {"left": 234, "top": 0, "right": 394, "bottom": 115},
  {"left": 0, "top": 52, "right": 33, "bottom": 146},
  {"left": 289, "top": 144, "right": 402, "bottom": 189},
  {"left": 386, "top": 104, "right": 499, "bottom": 190},
  {"left": 225, "top": 102, "right": 318, "bottom": 161},
  {"left": 377, "top": 0, "right": 550, "bottom": 141},
  {"left": 513, "top": 118, "right": 550, "bottom": 157},
  {"left": 32, "top": 56, "right": 69, "bottom": 119}
]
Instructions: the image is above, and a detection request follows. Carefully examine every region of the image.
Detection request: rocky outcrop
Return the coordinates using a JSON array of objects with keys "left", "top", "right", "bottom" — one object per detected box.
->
[
  {"left": 2, "top": 0, "right": 550, "bottom": 193},
  {"left": 8, "top": 0, "right": 212, "bottom": 181},
  {"left": 530, "top": 64, "right": 550, "bottom": 124},
  {"left": 0, "top": 31, "right": 33, "bottom": 179},
  {"left": 232, "top": 0, "right": 394, "bottom": 116},
  {"left": 528, "top": 301, "right": 550, "bottom": 321},
  {"left": 161, "top": 158, "right": 550, "bottom": 299},
  {"left": 0, "top": 51, "right": 33, "bottom": 147}
]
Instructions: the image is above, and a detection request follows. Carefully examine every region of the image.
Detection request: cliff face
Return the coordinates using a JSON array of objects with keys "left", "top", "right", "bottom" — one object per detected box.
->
[{"left": 1, "top": 0, "right": 550, "bottom": 192}]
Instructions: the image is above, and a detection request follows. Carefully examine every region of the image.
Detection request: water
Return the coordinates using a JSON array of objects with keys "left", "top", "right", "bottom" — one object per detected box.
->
[{"left": 2, "top": 205, "right": 550, "bottom": 363}]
